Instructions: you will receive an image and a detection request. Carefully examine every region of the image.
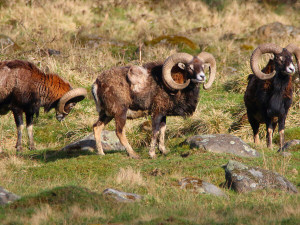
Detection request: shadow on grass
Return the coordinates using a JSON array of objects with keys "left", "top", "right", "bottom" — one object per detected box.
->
[{"left": 18, "top": 148, "right": 126, "bottom": 163}]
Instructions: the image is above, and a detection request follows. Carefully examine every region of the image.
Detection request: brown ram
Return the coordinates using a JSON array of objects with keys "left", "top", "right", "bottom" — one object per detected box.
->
[
  {"left": 92, "top": 52, "right": 216, "bottom": 158},
  {"left": 0, "top": 60, "right": 87, "bottom": 151}
]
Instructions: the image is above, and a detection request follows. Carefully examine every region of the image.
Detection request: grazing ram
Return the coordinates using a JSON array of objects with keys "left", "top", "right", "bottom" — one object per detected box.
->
[
  {"left": 0, "top": 60, "right": 87, "bottom": 151},
  {"left": 244, "top": 43, "right": 300, "bottom": 151},
  {"left": 92, "top": 52, "right": 216, "bottom": 158}
]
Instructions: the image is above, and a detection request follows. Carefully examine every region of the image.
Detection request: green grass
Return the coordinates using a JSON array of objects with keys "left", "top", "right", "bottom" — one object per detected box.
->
[{"left": 0, "top": 0, "right": 299, "bottom": 224}]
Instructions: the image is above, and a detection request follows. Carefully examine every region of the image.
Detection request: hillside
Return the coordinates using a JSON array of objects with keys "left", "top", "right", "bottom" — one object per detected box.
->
[{"left": 0, "top": 0, "right": 299, "bottom": 224}]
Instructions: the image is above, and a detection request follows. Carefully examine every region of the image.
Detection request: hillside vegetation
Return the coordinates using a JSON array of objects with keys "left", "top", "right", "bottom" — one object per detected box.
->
[{"left": 0, "top": 0, "right": 299, "bottom": 224}]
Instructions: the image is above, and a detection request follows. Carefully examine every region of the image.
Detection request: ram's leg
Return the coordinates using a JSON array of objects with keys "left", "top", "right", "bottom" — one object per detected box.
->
[
  {"left": 115, "top": 109, "right": 139, "bottom": 159},
  {"left": 25, "top": 112, "right": 35, "bottom": 150},
  {"left": 12, "top": 109, "right": 24, "bottom": 152},
  {"left": 149, "top": 114, "right": 164, "bottom": 159},
  {"left": 277, "top": 117, "right": 286, "bottom": 152},
  {"left": 93, "top": 113, "right": 112, "bottom": 155},
  {"left": 247, "top": 113, "right": 260, "bottom": 144},
  {"left": 158, "top": 116, "right": 169, "bottom": 155},
  {"left": 266, "top": 119, "right": 274, "bottom": 149}
]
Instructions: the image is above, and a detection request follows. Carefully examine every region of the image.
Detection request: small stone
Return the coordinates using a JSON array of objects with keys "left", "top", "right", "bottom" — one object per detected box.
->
[
  {"left": 102, "top": 188, "right": 142, "bottom": 202},
  {"left": 280, "top": 152, "right": 292, "bottom": 157},
  {"left": 278, "top": 139, "right": 300, "bottom": 152},
  {"left": 179, "top": 177, "right": 227, "bottom": 197},
  {"left": 0, "top": 187, "right": 20, "bottom": 205}
]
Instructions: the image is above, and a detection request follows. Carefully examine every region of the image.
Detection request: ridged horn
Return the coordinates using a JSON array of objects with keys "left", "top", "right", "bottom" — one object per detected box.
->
[
  {"left": 162, "top": 52, "right": 193, "bottom": 90},
  {"left": 250, "top": 43, "right": 283, "bottom": 80},
  {"left": 57, "top": 88, "right": 87, "bottom": 114},
  {"left": 197, "top": 52, "right": 217, "bottom": 89},
  {"left": 285, "top": 43, "right": 300, "bottom": 78}
]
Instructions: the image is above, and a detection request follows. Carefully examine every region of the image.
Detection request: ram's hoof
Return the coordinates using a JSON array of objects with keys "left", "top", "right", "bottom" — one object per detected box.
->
[
  {"left": 16, "top": 146, "right": 23, "bottom": 152},
  {"left": 159, "top": 147, "right": 169, "bottom": 155},
  {"left": 95, "top": 151, "right": 105, "bottom": 156},
  {"left": 149, "top": 151, "right": 157, "bottom": 159},
  {"left": 129, "top": 152, "right": 140, "bottom": 159},
  {"left": 29, "top": 146, "right": 36, "bottom": 151}
]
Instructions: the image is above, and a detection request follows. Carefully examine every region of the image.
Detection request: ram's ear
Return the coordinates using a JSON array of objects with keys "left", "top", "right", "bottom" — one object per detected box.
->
[{"left": 178, "top": 62, "right": 186, "bottom": 70}]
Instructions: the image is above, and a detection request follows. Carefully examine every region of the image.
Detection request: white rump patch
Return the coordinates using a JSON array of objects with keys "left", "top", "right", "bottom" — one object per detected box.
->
[
  {"left": 127, "top": 66, "right": 149, "bottom": 93},
  {"left": 92, "top": 83, "right": 101, "bottom": 112}
]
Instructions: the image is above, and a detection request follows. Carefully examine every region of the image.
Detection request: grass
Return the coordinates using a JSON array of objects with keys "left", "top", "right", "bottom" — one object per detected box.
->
[{"left": 0, "top": 0, "right": 299, "bottom": 224}]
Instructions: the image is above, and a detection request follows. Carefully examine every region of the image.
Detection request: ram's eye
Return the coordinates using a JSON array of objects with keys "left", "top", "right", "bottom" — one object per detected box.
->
[
  {"left": 189, "top": 65, "right": 194, "bottom": 70},
  {"left": 279, "top": 56, "right": 284, "bottom": 61}
]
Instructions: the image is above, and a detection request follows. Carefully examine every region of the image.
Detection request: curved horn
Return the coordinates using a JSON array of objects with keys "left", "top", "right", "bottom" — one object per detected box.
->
[
  {"left": 162, "top": 52, "right": 193, "bottom": 90},
  {"left": 250, "top": 43, "right": 283, "bottom": 80},
  {"left": 285, "top": 43, "right": 300, "bottom": 77},
  {"left": 197, "top": 52, "right": 217, "bottom": 90},
  {"left": 57, "top": 88, "right": 87, "bottom": 114}
]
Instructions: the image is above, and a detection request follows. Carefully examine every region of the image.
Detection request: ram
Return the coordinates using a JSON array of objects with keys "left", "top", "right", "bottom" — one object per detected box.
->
[
  {"left": 244, "top": 43, "right": 300, "bottom": 151},
  {"left": 0, "top": 60, "right": 87, "bottom": 151},
  {"left": 92, "top": 52, "right": 216, "bottom": 158}
]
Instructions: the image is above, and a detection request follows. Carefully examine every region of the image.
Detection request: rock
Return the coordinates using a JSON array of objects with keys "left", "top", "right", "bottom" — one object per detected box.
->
[
  {"left": 0, "top": 34, "right": 20, "bottom": 53},
  {"left": 223, "top": 160, "right": 298, "bottom": 194},
  {"left": 144, "top": 35, "right": 198, "bottom": 49},
  {"left": 0, "top": 187, "right": 20, "bottom": 205},
  {"left": 278, "top": 139, "right": 300, "bottom": 152},
  {"left": 255, "top": 22, "right": 300, "bottom": 40},
  {"left": 186, "top": 134, "right": 260, "bottom": 157},
  {"left": 102, "top": 188, "right": 142, "bottom": 202},
  {"left": 61, "top": 131, "right": 125, "bottom": 152},
  {"left": 179, "top": 177, "right": 227, "bottom": 197}
]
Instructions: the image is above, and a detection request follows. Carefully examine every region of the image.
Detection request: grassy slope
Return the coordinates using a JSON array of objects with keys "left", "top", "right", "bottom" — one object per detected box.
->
[{"left": 0, "top": 0, "right": 299, "bottom": 224}]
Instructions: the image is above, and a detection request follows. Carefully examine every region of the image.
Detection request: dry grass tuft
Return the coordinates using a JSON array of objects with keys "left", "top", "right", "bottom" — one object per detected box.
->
[{"left": 115, "top": 166, "right": 145, "bottom": 186}]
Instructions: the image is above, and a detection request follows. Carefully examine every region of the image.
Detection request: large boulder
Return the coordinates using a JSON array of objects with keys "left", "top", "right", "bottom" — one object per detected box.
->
[
  {"left": 0, "top": 187, "right": 20, "bottom": 205},
  {"left": 255, "top": 22, "right": 300, "bottom": 40},
  {"left": 179, "top": 177, "right": 227, "bottom": 197},
  {"left": 61, "top": 131, "right": 125, "bottom": 152},
  {"left": 223, "top": 160, "right": 298, "bottom": 194},
  {"left": 185, "top": 134, "right": 260, "bottom": 157},
  {"left": 102, "top": 188, "right": 142, "bottom": 202}
]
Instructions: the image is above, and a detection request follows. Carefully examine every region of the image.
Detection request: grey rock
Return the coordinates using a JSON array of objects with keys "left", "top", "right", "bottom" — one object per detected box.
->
[
  {"left": 179, "top": 177, "right": 227, "bottom": 197},
  {"left": 255, "top": 22, "right": 300, "bottom": 39},
  {"left": 0, "top": 34, "right": 20, "bottom": 53},
  {"left": 61, "top": 131, "right": 125, "bottom": 152},
  {"left": 278, "top": 139, "right": 300, "bottom": 152},
  {"left": 223, "top": 160, "right": 298, "bottom": 194},
  {"left": 0, "top": 187, "right": 20, "bottom": 205},
  {"left": 102, "top": 188, "right": 142, "bottom": 202},
  {"left": 186, "top": 134, "right": 260, "bottom": 157}
]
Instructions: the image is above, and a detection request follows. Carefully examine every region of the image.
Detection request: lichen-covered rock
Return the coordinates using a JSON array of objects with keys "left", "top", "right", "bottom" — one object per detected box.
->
[
  {"left": 102, "top": 188, "right": 142, "bottom": 202},
  {"left": 223, "top": 160, "right": 298, "bottom": 194},
  {"left": 0, "top": 34, "right": 20, "bottom": 53},
  {"left": 186, "top": 134, "right": 260, "bottom": 157},
  {"left": 61, "top": 131, "right": 125, "bottom": 152},
  {"left": 255, "top": 22, "right": 300, "bottom": 40},
  {"left": 0, "top": 187, "right": 20, "bottom": 205},
  {"left": 278, "top": 139, "right": 300, "bottom": 152},
  {"left": 179, "top": 177, "right": 227, "bottom": 197}
]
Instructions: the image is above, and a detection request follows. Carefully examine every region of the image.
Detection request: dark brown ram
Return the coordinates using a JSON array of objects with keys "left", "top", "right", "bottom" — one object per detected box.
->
[
  {"left": 244, "top": 43, "right": 300, "bottom": 151},
  {"left": 0, "top": 60, "right": 87, "bottom": 151},
  {"left": 92, "top": 52, "right": 216, "bottom": 158}
]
